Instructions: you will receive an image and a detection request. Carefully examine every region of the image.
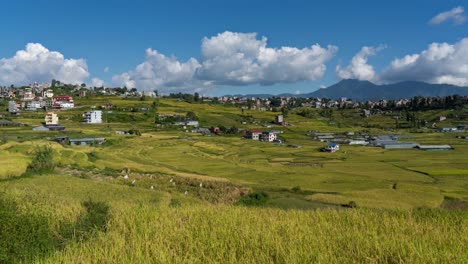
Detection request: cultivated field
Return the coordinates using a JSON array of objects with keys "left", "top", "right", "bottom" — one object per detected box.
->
[{"left": 1, "top": 97, "right": 467, "bottom": 263}]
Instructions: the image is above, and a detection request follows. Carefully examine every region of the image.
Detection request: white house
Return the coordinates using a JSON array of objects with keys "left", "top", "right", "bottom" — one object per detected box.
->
[
  {"left": 83, "top": 110, "right": 102, "bottom": 124},
  {"left": 23, "top": 88, "right": 35, "bottom": 101},
  {"left": 324, "top": 143, "right": 340, "bottom": 152},
  {"left": 261, "top": 131, "right": 278, "bottom": 142},
  {"left": 245, "top": 130, "right": 263, "bottom": 140},
  {"left": 8, "top": 101, "right": 19, "bottom": 114},
  {"left": 43, "top": 89, "right": 54, "bottom": 98},
  {"left": 173, "top": 120, "right": 199, "bottom": 127},
  {"left": 26, "top": 101, "right": 42, "bottom": 111}
]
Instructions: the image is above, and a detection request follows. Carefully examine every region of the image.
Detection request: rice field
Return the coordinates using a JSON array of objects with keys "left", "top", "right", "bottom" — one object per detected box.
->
[{"left": 1, "top": 97, "right": 467, "bottom": 262}]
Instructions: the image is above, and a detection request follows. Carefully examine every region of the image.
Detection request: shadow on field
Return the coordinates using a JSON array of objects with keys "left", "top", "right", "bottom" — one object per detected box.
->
[{"left": 0, "top": 194, "right": 110, "bottom": 263}]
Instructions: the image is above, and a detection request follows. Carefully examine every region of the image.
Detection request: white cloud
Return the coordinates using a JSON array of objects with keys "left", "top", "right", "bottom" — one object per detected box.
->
[
  {"left": 104, "top": 67, "right": 109, "bottom": 73},
  {"left": 90, "top": 78, "right": 105, "bottom": 87},
  {"left": 112, "top": 48, "right": 200, "bottom": 92},
  {"left": 0, "top": 43, "right": 89, "bottom": 85},
  {"left": 113, "top": 31, "right": 337, "bottom": 92},
  {"left": 336, "top": 45, "right": 385, "bottom": 81},
  {"left": 429, "top": 6, "right": 466, "bottom": 25},
  {"left": 196, "top": 31, "right": 337, "bottom": 86},
  {"left": 380, "top": 38, "right": 468, "bottom": 86}
]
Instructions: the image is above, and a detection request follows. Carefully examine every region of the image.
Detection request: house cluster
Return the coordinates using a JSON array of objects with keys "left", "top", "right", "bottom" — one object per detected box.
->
[
  {"left": 6, "top": 94, "right": 75, "bottom": 113},
  {"left": 31, "top": 110, "right": 104, "bottom": 131},
  {"left": 215, "top": 95, "right": 414, "bottom": 112},
  {"left": 52, "top": 95, "right": 74, "bottom": 109},
  {"left": 311, "top": 131, "right": 453, "bottom": 151},
  {"left": 244, "top": 130, "right": 282, "bottom": 143},
  {"left": 310, "top": 131, "right": 369, "bottom": 145},
  {"left": 173, "top": 120, "right": 199, "bottom": 127},
  {"left": 439, "top": 125, "right": 467, "bottom": 133}
]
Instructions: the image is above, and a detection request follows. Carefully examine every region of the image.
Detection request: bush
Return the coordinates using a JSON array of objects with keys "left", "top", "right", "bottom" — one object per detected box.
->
[
  {"left": 237, "top": 192, "right": 270, "bottom": 206},
  {"left": 291, "top": 186, "right": 301, "bottom": 193},
  {"left": 87, "top": 151, "right": 98, "bottom": 162},
  {"left": 26, "top": 145, "right": 56, "bottom": 175},
  {"left": 169, "top": 199, "right": 181, "bottom": 208},
  {"left": 343, "top": 201, "right": 358, "bottom": 208},
  {"left": 73, "top": 200, "right": 110, "bottom": 241}
]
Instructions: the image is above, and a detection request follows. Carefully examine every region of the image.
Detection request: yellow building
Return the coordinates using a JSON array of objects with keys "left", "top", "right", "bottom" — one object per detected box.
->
[{"left": 45, "top": 112, "right": 59, "bottom": 125}]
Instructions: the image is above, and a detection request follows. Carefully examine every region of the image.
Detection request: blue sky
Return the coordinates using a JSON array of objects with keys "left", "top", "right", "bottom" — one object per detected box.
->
[{"left": 0, "top": 0, "right": 467, "bottom": 95}]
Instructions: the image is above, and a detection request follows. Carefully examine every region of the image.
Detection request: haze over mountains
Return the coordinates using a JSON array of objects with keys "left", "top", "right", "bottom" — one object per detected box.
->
[{"left": 226, "top": 79, "right": 468, "bottom": 101}]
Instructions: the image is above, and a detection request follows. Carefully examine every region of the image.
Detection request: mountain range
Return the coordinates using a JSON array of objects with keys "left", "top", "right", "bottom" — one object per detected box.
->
[{"left": 225, "top": 79, "right": 468, "bottom": 101}]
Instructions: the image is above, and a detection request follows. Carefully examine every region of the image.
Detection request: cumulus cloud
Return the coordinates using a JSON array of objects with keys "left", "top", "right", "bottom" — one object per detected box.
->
[
  {"left": 90, "top": 77, "right": 105, "bottom": 87},
  {"left": 0, "top": 43, "right": 89, "bottom": 85},
  {"left": 112, "top": 48, "right": 200, "bottom": 92},
  {"left": 336, "top": 45, "right": 385, "bottom": 81},
  {"left": 429, "top": 6, "right": 466, "bottom": 25},
  {"left": 113, "top": 31, "right": 337, "bottom": 92},
  {"left": 380, "top": 38, "right": 468, "bottom": 86},
  {"left": 195, "top": 31, "right": 337, "bottom": 86}
]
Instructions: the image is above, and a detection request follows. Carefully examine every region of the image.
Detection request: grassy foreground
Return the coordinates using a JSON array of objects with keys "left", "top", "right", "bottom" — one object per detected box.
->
[
  {"left": 0, "top": 174, "right": 466, "bottom": 263},
  {"left": 45, "top": 206, "right": 468, "bottom": 264}
]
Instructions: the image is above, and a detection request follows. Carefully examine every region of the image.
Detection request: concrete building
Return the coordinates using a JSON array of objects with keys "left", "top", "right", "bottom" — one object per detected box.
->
[
  {"left": 53, "top": 96, "right": 74, "bottom": 109},
  {"left": 45, "top": 112, "right": 59, "bottom": 125},
  {"left": 69, "top": 138, "right": 106, "bottom": 146},
  {"left": 260, "top": 131, "right": 278, "bottom": 142},
  {"left": 324, "top": 143, "right": 340, "bottom": 152},
  {"left": 275, "top": 114, "right": 284, "bottom": 124},
  {"left": 23, "top": 88, "right": 35, "bottom": 101},
  {"left": 8, "top": 101, "right": 19, "bottom": 114},
  {"left": 26, "top": 101, "right": 41, "bottom": 111},
  {"left": 245, "top": 130, "right": 263, "bottom": 140},
  {"left": 83, "top": 110, "right": 102, "bottom": 124},
  {"left": 43, "top": 89, "right": 54, "bottom": 98},
  {"left": 416, "top": 145, "right": 452, "bottom": 151}
]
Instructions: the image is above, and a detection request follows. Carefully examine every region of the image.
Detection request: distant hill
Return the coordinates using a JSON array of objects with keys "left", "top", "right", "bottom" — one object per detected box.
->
[
  {"left": 307, "top": 79, "right": 468, "bottom": 101},
  {"left": 225, "top": 79, "right": 468, "bottom": 101}
]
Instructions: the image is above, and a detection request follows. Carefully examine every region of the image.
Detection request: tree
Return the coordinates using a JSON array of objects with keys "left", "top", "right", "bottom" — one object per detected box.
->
[
  {"left": 186, "top": 111, "right": 198, "bottom": 121},
  {"left": 194, "top": 92, "right": 200, "bottom": 102},
  {"left": 281, "top": 107, "right": 289, "bottom": 117},
  {"left": 152, "top": 98, "right": 160, "bottom": 124}
]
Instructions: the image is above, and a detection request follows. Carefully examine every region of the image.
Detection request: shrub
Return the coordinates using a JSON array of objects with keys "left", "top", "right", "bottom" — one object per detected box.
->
[
  {"left": 26, "top": 145, "right": 56, "bottom": 175},
  {"left": 342, "top": 201, "right": 358, "bottom": 208},
  {"left": 87, "top": 151, "right": 98, "bottom": 162},
  {"left": 291, "top": 186, "right": 301, "bottom": 193},
  {"left": 74, "top": 200, "right": 110, "bottom": 240},
  {"left": 237, "top": 192, "right": 270, "bottom": 206},
  {"left": 169, "top": 199, "right": 181, "bottom": 208}
]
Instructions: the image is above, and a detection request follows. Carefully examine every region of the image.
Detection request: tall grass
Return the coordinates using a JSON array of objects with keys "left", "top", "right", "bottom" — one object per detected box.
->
[{"left": 44, "top": 206, "right": 468, "bottom": 263}]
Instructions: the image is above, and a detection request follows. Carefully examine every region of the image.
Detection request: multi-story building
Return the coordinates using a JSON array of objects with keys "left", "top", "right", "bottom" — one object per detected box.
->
[
  {"left": 45, "top": 112, "right": 59, "bottom": 125},
  {"left": 245, "top": 130, "right": 263, "bottom": 140},
  {"left": 43, "top": 89, "right": 54, "bottom": 98},
  {"left": 23, "top": 88, "right": 35, "bottom": 101},
  {"left": 83, "top": 110, "right": 102, "bottom": 124},
  {"left": 260, "top": 131, "right": 278, "bottom": 142},
  {"left": 8, "top": 101, "right": 19, "bottom": 114}
]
